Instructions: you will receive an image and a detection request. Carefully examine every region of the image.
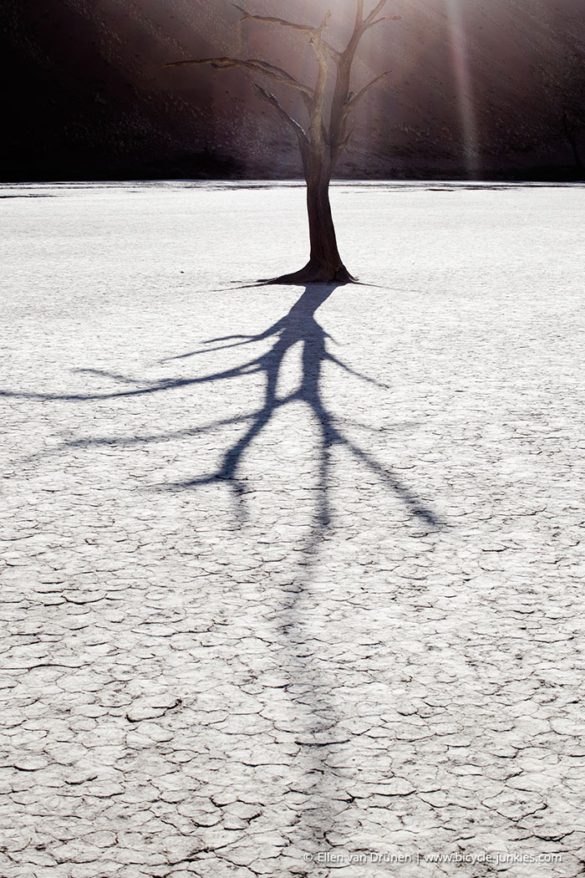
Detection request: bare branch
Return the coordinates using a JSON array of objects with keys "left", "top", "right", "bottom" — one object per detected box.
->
[
  {"left": 167, "top": 56, "right": 313, "bottom": 105},
  {"left": 233, "top": 3, "right": 323, "bottom": 37},
  {"left": 254, "top": 84, "right": 309, "bottom": 147},
  {"left": 346, "top": 71, "right": 389, "bottom": 110},
  {"left": 365, "top": 14, "right": 401, "bottom": 32},
  {"left": 337, "top": 126, "right": 354, "bottom": 155},
  {"left": 323, "top": 39, "right": 342, "bottom": 60},
  {"left": 332, "top": 69, "right": 388, "bottom": 158},
  {"left": 340, "top": 0, "right": 389, "bottom": 69},
  {"left": 364, "top": 0, "right": 389, "bottom": 26},
  {"left": 234, "top": 4, "right": 336, "bottom": 74},
  {"left": 364, "top": 16, "right": 385, "bottom": 31}
]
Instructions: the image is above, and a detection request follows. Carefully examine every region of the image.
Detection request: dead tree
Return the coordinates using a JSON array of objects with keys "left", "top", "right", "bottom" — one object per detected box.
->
[{"left": 168, "top": 1, "right": 396, "bottom": 284}]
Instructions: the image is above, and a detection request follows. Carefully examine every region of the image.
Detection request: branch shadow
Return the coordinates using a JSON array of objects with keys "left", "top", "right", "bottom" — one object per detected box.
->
[
  {"left": 1, "top": 283, "right": 443, "bottom": 857},
  {"left": 152, "top": 284, "right": 439, "bottom": 532}
]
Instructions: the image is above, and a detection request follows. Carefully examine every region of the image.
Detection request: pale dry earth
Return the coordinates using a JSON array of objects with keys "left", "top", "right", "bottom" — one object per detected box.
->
[{"left": 1, "top": 182, "right": 585, "bottom": 878}]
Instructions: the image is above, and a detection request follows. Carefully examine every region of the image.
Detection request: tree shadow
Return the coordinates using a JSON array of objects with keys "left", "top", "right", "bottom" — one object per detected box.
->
[
  {"left": 1, "top": 283, "right": 442, "bottom": 858},
  {"left": 5, "top": 284, "right": 440, "bottom": 535},
  {"left": 149, "top": 284, "right": 439, "bottom": 533}
]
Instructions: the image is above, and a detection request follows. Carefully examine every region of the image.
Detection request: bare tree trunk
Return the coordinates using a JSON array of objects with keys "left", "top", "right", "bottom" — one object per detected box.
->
[
  {"left": 307, "top": 176, "right": 350, "bottom": 281},
  {"left": 274, "top": 161, "right": 354, "bottom": 284}
]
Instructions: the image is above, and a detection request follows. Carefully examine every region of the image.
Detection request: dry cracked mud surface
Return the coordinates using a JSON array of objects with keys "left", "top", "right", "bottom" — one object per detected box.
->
[{"left": 1, "top": 182, "right": 585, "bottom": 877}]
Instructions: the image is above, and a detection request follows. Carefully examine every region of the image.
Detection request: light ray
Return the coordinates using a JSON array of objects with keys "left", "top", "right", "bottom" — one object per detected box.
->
[{"left": 446, "top": 0, "right": 480, "bottom": 178}]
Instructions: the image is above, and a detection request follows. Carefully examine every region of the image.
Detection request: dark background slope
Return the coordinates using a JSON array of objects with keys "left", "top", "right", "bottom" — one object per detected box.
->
[{"left": 2, "top": 0, "right": 584, "bottom": 181}]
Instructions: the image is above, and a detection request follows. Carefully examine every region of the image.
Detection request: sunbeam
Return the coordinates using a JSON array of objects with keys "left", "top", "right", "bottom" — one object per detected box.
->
[{"left": 446, "top": 0, "right": 480, "bottom": 179}]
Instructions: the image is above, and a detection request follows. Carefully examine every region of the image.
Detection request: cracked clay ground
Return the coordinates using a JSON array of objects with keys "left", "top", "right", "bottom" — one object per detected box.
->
[{"left": 1, "top": 181, "right": 585, "bottom": 878}]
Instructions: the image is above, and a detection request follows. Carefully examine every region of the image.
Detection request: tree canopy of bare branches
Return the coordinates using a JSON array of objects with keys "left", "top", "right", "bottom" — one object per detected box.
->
[{"left": 169, "top": 1, "right": 398, "bottom": 283}]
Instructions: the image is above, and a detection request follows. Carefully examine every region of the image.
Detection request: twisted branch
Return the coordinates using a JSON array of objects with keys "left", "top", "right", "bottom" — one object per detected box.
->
[
  {"left": 364, "top": 0, "right": 390, "bottom": 26},
  {"left": 233, "top": 3, "right": 325, "bottom": 37},
  {"left": 167, "top": 1, "right": 398, "bottom": 165},
  {"left": 167, "top": 56, "right": 313, "bottom": 106},
  {"left": 347, "top": 71, "right": 389, "bottom": 110},
  {"left": 254, "top": 84, "right": 309, "bottom": 148}
]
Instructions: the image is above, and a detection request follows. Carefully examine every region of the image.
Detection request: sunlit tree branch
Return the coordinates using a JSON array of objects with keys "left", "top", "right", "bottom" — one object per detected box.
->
[
  {"left": 254, "top": 84, "right": 309, "bottom": 163},
  {"left": 166, "top": 56, "right": 313, "bottom": 106}
]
